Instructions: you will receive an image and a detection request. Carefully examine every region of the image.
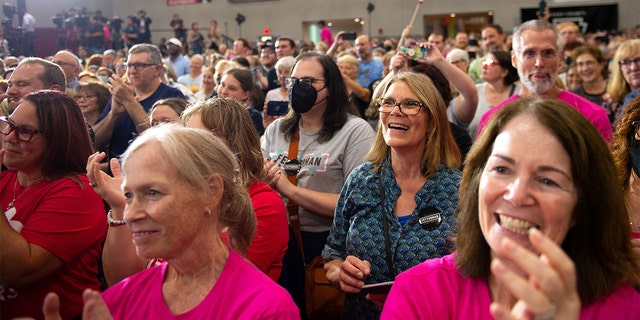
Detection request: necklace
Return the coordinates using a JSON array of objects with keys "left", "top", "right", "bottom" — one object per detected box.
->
[{"left": 5, "top": 178, "right": 18, "bottom": 211}]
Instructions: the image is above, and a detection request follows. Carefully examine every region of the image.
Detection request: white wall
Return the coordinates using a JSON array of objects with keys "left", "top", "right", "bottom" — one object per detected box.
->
[{"left": 16, "top": 0, "right": 639, "bottom": 45}]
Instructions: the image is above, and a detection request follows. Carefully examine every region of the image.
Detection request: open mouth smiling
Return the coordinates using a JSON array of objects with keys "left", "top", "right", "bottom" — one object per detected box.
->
[{"left": 497, "top": 214, "right": 539, "bottom": 235}]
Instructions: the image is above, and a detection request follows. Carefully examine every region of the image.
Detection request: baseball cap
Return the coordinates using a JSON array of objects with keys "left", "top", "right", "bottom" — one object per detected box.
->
[{"left": 167, "top": 38, "right": 183, "bottom": 47}]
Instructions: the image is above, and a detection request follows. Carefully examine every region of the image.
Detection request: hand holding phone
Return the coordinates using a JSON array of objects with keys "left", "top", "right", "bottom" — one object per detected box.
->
[
  {"left": 361, "top": 281, "right": 394, "bottom": 294},
  {"left": 400, "top": 43, "right": 428, "bottom": 60},
  {"left": 341, "top": 32, "right": 357, "bottom": 41},
  {"left": 266, "top": 100, "right": 289, "bottom": 116}
]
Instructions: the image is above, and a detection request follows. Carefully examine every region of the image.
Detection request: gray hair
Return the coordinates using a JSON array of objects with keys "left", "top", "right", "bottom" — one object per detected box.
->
[
  {"left": 446, "top": 48, "right": 469, "bottom": 63},
  {"left": 275, "top": 56, "right": 295, "bottom": 72},
  {"left": 512, "top": 19, "right": 563, "bottom": 53},
  {"left": 120, "top": 124, "right": 256, "bottom": 252},
  {"left": 128, "top": 43, "right": 163, "bottom": 65}
]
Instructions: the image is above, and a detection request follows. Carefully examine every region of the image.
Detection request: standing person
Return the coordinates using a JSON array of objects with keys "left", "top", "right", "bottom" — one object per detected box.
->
[
  {"left": 0, "top": 28, "right": 10, "bottom": 58},
  {"left": 169, "top": 14, "right": 187, "bottom": 52},
  {"left": 571, "top": 46, "right": 610, "bottom": 112},
  {"left": 166, "top": 38, "right": 190, "bottom": 78},
  {"left": 478, "top": 19, "right": 612, "bottom": 142},
  {"left": 120, "top": 16, "right": 141, "bottom": 49},
  {"left": 85, "top": 16, "right": 105, "bottom": 55},
  {"left": 262, "top": 51, "right": 375, "bottom": 317},
  {"left": 355, "top": 35, "right": 383, "bottom": 88},
  {"left": 381, "top": 98, "right": 640, "bottom": 319},
  {"left": 177, "top": 54, "right": 204, "bottom": 92},
  {"left": 52, "top": 50, "right": 82, "bottom": 91},
  {"left": 0, "top": 91, "right": 107, "bottom": 319},
  {"left": 93, "top": 44, "right": 185, "bottom": 161},
  {"left": 207, "top": 20, "right": 222, "bottom": 51},
  {"left": 607, "top": 39, "right": 640, "bottom": 122},
  {"left": 610, "top": 95, "right": 640, "bottom": 241},
  {"left": 318, "top": 20, "right": 333, "bottom": 46},
  {"left": 195, "top": 65, "right": 216, "bottom": 100},
  {"left": 217, "top": 67, "right": 264, "bottom": 135},
  {"left": 323, "top": 72, "right": 461, "bottom": 319},
  {"left": 75, "top": 81, "right": 111, "bottom": 125},
  {"left": 464, "top": 50, "right": 520, "bottom": 138},
  {"left": 188, "top": 22, "right": 205, "bottom": 55},
  {"left": 1, "top": 58, "right": 66, "bottom": 115},
  {"left": 467, "top": 24, "right": 506, "bottom": 83},
  {"left": 337, "top": 54, "right": 370, "bottom": 118},
  {"left": 137, "top": 10, "right": 152, "bottom": 44},
  {"left": 45, "top": 125, "right": 299, "bottom": 319},
  {"left": 21, "top": 9, "right": 36, "bottom": 56},
  {"left": 252, "top": 43, "right": 278, "bottom": 94}
]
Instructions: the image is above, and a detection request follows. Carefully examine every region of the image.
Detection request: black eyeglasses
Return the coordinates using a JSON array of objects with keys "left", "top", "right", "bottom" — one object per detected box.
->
[
  {"left": 126, "top": 63, "right": 158, "bottom": 70},
  {"left": 0, "top": 116, "right": 43, "bottom": 142},
  {"left": 619, "top": 57, "right": 640, "bottom": 69},
  {"left": 284, "top": 77, "right": 325, "bottom": 89},
  {"left": 377, "top": 98, "right": 424, "bottom": 116}
]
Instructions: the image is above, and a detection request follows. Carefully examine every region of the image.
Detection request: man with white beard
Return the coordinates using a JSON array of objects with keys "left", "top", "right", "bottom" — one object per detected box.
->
[{"left": 477, "top": 19, "right": 612, "bottom": 142}]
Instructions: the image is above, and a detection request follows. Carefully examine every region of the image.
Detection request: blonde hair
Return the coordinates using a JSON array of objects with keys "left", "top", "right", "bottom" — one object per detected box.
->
[
  {"left": 120, "top": 125, "right": 256, "bottom": 252},
  {"left": 607, "top": 39, "right": 640, "bottom": 101},
  {"left": 365, "top": 72, "right": 461, "bottom": 176}
]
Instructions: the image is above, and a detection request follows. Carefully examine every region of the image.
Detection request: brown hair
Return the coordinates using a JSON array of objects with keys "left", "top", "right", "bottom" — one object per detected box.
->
[
  {"left": 456, "top": 97, "right": 639, "bottom": 303},
  {"left": 610, "top": 94, "right": 640, "bottom": 192},
  {"left": 181, "top": 97, "right": 263, "bottom": 188},
  {"left": 23, "top": 90, "right": 93, "bottom": 181}
]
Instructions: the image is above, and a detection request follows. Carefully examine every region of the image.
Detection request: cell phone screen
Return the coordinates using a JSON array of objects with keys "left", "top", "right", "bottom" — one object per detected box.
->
[{"left": 266, "top": 100, "right": 289, "bottom": 116}]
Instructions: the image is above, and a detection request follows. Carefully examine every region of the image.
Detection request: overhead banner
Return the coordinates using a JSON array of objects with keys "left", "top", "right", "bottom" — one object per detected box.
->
[{"left": 520, "top": 4, "right": 618, "bottom": 33}]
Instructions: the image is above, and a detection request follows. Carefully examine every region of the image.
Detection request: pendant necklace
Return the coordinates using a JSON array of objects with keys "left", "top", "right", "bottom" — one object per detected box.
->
[{"left": 5, "top": 178, "right": 18, "bottom": 212}]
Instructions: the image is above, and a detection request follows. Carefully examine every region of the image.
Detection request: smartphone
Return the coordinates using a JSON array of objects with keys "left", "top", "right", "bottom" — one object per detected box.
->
[
  {"left": 266, "top": 100, "right": 289, "bottom": 116},
  {"left": 361, "top": 281, "right": 394, "bottom": 294},
  {"left": 538, "top": 0, "right": 547, "bottom": 17},
  {"left": 400, "top": 43, "right": 428, "bottom": 60},
  {"left": 342, "top": 32, "right": 357, "bottom": 41}
]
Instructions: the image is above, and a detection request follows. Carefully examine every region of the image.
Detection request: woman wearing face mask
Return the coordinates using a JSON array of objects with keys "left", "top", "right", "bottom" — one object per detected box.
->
[
  {"left": 262, "top": 51, "right": 376, "bottom": 317},
  {"left": 610, "top": 95, "right": 640, "bottom": 249}
]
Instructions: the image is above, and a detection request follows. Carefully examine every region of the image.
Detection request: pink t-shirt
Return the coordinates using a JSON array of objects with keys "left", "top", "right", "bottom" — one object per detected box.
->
[
  {"left": 381, "top": 253, "right": 640, "bottom": 320},
  {"left": 103, "top": 250, "right": 299, "bottom": 319},
  {"left": 477, "top": 90, "right": 613, "bottom": 142}
]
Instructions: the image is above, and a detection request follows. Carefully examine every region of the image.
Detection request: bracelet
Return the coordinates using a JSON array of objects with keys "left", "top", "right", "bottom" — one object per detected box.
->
[{"left": 107, "top": 210, "right": 126, "bottom": 227}]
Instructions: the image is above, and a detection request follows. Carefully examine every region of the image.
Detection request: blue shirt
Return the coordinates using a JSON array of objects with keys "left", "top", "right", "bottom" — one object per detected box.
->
[
  {"left": 96, "top": 83, "right": 185, "bottom": 159},
  {"left": 322, "top": 160, "right": 461, "bottom": 319},
  {"left": 169, "top": 54, "right": 191, "bottom": 78},
  {"left": 356, "top": 59, "right": 383, "bottom": 88}
]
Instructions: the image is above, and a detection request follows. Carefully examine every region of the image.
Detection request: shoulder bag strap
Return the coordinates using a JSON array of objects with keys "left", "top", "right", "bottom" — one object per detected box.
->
[
  {"left": 286, "top": 127, "right": 306, "bottom": 265},
  {"left": 379, "top": 169, "right": 396, "bottom": 279}
]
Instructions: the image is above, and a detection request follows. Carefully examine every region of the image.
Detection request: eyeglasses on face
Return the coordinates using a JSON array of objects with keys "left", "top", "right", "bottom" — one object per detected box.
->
[
  {"left": 284, "top": 77, "right": 325, "bottom": 89},
  {"left": 125, "top": 63, "right": 158, "bottom": 70},
  {"left": 53, "top": 60, "right": 77, "bottom": 68},
  {"left": 481, "top": 58, "right": 499, "bottom": 68},
  {"left": 619, "top": 57, "right": 640, "bottom": 69},
  {"left": 518, "top": 49, "right": 557, "bottom": 61},
  {"left": 75, "top": 93, "right": 97, "bottom": 100},
  {"left": 377, "top": 97, "right": 424, "bottom": 116},
  {"left": 0, "top": 116, "right": 43, "bottom": 142}
]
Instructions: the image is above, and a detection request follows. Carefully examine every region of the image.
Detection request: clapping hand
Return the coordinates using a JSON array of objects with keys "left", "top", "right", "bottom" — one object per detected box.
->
[{"left": 489, "top": 228, "right": 581, "bottom": 320}]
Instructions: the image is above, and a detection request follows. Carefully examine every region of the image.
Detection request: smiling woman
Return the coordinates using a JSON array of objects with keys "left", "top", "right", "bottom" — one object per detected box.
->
[
  {"left": 322, "top": 72, "right": 461, "bottom": 319},
  {"left": 381, "top": 97, "right": 640, "bottom": 319},
  {"left": 0, "top": 90, "right": 106, "bottom": 320}
]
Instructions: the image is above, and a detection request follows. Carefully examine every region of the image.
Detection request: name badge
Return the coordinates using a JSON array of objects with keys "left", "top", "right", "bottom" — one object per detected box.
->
[{"left": 418, "top": 207, "right": 442, "bottom": 231}]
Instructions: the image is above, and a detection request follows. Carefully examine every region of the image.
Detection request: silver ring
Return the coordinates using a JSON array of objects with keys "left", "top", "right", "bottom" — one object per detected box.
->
[
  {"left": 89, "top": 182, "right": 97, "bottom": 188},
  {"left": 534, "top": 304, "right": 556, "bottom": 320}
]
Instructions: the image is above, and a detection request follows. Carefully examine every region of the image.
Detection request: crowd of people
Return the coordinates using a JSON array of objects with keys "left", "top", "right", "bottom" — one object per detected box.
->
[{"left": 0, "top": 6, "right": 639, "bottom": 320}]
